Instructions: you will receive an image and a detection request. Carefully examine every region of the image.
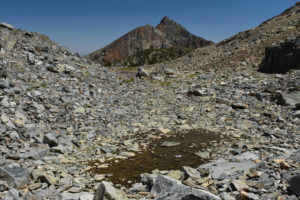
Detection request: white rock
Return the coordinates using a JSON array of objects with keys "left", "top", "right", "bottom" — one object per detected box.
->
[
  {"left": 93, "top": 181, "right": 128, "bottom": 200},
  {"left": 0, "top": 22, "right": 14, "bottom": 30}
]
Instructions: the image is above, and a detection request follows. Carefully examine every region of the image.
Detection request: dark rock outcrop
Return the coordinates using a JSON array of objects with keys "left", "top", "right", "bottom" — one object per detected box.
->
[
  {"left": 289, "top": 174, "right": 300, "bottom": 196},
  {"left": 259, "top": 37, "right": 300, "bottom": 73}
]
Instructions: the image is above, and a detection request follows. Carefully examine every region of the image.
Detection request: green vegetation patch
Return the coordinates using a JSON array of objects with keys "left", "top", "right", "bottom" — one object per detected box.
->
[{"left": 120, "top": 47, "right": 194, "bottom": 67}]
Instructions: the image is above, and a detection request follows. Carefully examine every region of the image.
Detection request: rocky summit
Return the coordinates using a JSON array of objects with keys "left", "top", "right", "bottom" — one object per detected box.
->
[
  {"left": 86, "top": 16, "right": 213, "bottom": 66},
  {"left": 0, "top": 2, "right": 300, "bottom": 200}
]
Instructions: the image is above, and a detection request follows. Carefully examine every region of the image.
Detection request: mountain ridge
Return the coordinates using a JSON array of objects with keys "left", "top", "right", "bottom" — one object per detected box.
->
[{"left": 146, "top": 2, "right": 300, "bottom": 74}]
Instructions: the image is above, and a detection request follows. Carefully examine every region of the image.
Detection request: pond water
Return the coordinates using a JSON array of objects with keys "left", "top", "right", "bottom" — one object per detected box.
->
[{"left": 90, "top": 129, "right": 222, "bottom": 187}]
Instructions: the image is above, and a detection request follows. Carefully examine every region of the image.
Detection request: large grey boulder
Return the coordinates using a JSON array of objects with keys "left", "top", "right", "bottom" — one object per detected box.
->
[
  {"left": 278, "top": 92, "right": 300, "bottom": 109},
  {"left": 137, "top": 67, "right": 149, "bottom": 77},
  {"left": 259, "top": 37, "right": 300, "bottom": 73},
  {"left": 0, "top": 164, "right": 30, "bottom": 188},
  {"left": 151, "top": 175, "right": 221, "bottom": 200}
]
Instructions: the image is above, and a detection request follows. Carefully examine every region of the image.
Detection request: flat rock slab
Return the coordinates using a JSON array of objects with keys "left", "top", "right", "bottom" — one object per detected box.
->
[
  {"left": 100, "top": 145, "right": 118, "bottom": 154},
  {"left": 7, "top": 147, "right": 48, "bottom": 160},
  {"left": 0, "top": 164, "right": 29, "bottom": 188},
  {"left": 161, "top": 141, "right": 180, "bottom": 147},
  {"left": 198, "top": 159, "right": 256, "bottom": 180},
  {"left": 151, "top": 175, "right": 221, "bottom": 200},
  {"left": 232, "top": 152, "right": 259, "bottom": 161},
  {"left": 31, "top": 189, "right": 62, "bottom": 199},
  {"left": 62, "top": 192, "right": 93, "bottom": 200},
  {"left": 0, "top": 22, "right": 14, "bottom": 30}
]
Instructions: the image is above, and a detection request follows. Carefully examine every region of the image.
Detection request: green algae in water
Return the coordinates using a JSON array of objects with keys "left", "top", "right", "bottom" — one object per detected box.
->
[{"left": 90, "top": 129, "right": 221, "bottom": 187}]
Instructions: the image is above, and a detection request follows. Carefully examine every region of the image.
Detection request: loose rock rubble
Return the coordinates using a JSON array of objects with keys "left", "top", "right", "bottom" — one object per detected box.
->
[{"left": 0, "top": 2, "right": 300, "bottom": 200}]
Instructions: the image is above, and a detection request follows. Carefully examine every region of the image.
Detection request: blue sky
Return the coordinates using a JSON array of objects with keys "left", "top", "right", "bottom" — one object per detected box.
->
[{"left": 1, "top": 0, "right": 298, "bottom": 55}]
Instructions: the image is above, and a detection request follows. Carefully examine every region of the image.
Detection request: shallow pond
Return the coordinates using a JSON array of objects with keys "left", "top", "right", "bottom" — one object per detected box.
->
[{"left": 90, "top": 129, "right": 222, "bottom": 187}]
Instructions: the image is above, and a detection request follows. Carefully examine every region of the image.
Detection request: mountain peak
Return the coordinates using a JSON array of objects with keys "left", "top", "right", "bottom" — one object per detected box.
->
[{"left": 87, "top": 17, "right": 213, "bottom": 65}]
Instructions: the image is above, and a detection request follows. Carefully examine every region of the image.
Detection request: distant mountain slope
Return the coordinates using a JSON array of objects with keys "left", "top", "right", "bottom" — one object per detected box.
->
[
  {"left": 86, "top": 17, "right": 213, "bottom": 66},
  {"left": 148, "top": 2, "right": 300, "bottom": 73}
]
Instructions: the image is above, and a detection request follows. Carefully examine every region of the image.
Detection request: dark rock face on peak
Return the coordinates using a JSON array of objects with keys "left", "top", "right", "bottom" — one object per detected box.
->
[
  {"left": 160, "top": 16, "right": 172, "bottom": 24},
  {"left": 156, "top": 16, "right": 210, "bottom": 48},
  {"left": 86, "top": 17, "right": 213, "bottom": 66}
]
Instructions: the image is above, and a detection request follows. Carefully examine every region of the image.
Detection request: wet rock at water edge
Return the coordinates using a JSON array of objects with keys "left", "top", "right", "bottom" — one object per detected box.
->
[
  {"left": 161, "top": 141, "right": 180, "bottom": 147},
  {"left": 181, "top": 166, "right": 201, "bottom": 180},
  {"left": 198, "top": 159, "right": 257, "bottom": 180}
]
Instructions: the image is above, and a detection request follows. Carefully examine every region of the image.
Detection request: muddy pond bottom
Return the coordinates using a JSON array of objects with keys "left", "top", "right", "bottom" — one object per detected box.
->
[{"left": 90, "top": 129, "right": 221, "bottom": 187}]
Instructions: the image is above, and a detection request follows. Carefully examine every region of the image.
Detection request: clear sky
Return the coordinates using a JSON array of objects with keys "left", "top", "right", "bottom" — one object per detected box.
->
[{"left": 1, "top": 0, "right": 298, "bottom": 55}]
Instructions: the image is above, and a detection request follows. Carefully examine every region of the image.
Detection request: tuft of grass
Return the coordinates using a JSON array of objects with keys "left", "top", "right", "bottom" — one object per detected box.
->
[
  {"left": 160, "top": 81, "right": 172, "bottom": 87},
  {"left": 122, "top": 78, "right": 135, "bottom": 83},
  {"left": 34, "top": 46, "right": 43, "bottom": 53},
  {"left": 121, "top": 47, "right": 194, "bottom": 67},
  {"left": 119, "top": 67, "right": 138, "bottom": 72},
  {"left": 118, "top": 77, "right": 135, "bottom": 85},
  {"left": 186, "top": 73, "right": 198, "bottom": 78},
  {"left": 103, "top": 61, "right": 112, "bottom": 67}
]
